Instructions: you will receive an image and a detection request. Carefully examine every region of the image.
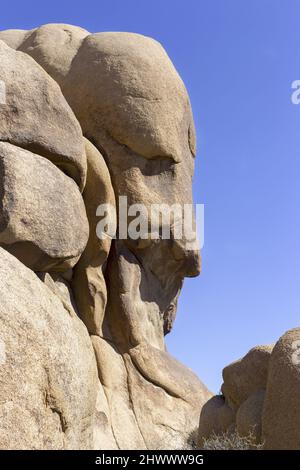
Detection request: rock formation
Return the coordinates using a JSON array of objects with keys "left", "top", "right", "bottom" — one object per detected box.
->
[
  {"left": 0, "top": 23, "right": 211, "bottom": 450},
  {"left": 199, "top": 330, "right": 300, "bottom": 449},
  {"left": 0, "top": 247, "right": 97, "bottom": 450},
  {"left": 1, "top": 22, "right": 300, "bottom": 452},
  {"left": 262, "top": 328, "right": 300, "bottom": 449},
  {"left": 198, "top": 345, "right": 273, "bottom": 448}
]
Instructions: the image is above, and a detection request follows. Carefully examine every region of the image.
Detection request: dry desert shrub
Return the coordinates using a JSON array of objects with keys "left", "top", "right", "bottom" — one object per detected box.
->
[{"left": 202, "top": 430, "right": 263, "bottom": 450}]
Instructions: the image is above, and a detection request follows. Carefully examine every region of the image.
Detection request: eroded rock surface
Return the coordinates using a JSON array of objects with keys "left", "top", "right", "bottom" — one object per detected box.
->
[
  {"left": 262, "top": 328, "right": 300, "bottom": 449},
  {"left": 0, "top": 142, "right": 89, "bottom": 271},
  {"left": 0, "top": 23, "right": 210, "bottom": 450},
  {"left": 0, "top": 248, "right": 98, "bottom": 449},
  {"left": 199, "top": 332, "right": 300, "bottom": 450},
  {"left": 198, "top": 345, "right": 273, "bottom": 448},
  {"left": 0, "top": 39, "right": 86, "bottom": 189}
]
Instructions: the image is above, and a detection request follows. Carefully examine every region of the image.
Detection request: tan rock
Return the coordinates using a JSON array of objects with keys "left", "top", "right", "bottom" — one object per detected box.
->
[
  {"left": 236, "top": 389, "right": 265, "bottom": 443},
  {"left": 37, "top": 272, "right": 79, "bottom": 318},
  {"left": 0, "top": 142, "right": 89, "bottom": 271},
  {"left": 127, "top": 343, "right": 212, "bottom": 450},
  {"left": 70, "top": 34, "right": 205, "bottom": 448},
  {"left": 0, "top": 24, "right": 208, "bottom": 450},
  {"left": 92, "top": 335, "right": 211, "bottom": 450},
  {"left": 0, "top": 247, "right": 98, "bottom": 449},
  {"left": 64, "top": 32, "right": 196, "bottom": 163},
  {"left": 0, "top": 28, "right": 33, "bottom": 49},
  {"left": 18, "top": 24, "right": 89, "bottom": 86},
  {"left": 93, "top": 380, "right": 118, "bottom": 450},
  {"left": 221, "top": 345, "right": 273, "bottom": 408},
  {"left": 262, "top": 328, "right": 300, "bottom": 449},
  {"left": 198, "top": 395, "right": 236, "bottom": 448},
  {"left": 92, "top": 336, "right": 146, "bottom": 450},
  {"left": 0, "top": 40, "right": 86, "bottom": 189},
  {"left": 72, "top": 138, "right": 115, "bottom": 335}
]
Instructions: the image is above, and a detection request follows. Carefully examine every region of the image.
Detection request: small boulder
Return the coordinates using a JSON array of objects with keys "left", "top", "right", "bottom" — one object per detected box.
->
[
  {"left": 236, "top": 389, "right": 265, "bottom": 443},
  {"left": 198, "top": 395, "right": 236, "bottom": 448},
  {"left": 221, "top": 345, "right": 273, "bottom": 408},
  {"left": 0, "top": 142, "right": 89, "bottom": 271}
]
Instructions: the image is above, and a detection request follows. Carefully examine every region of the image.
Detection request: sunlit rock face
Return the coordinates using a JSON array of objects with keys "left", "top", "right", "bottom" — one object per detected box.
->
[
  {"left": 198, "top": 337, "right": 300, "bottom": 450},
  {"left": 0, "top": 24, "right": 211, "bottom": 450}
]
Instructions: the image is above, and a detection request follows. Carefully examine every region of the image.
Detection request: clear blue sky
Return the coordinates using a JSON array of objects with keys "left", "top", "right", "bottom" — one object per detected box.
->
[{"left": 2, "top": 0, "right": 300, "bottom": 392}]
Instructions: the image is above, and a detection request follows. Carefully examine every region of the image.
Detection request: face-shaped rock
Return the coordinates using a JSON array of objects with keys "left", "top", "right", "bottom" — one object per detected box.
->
[
  {"left": 0, "top": 28, "right": 200, "bottom": 331},
  {"left": 0, "top": 25, "right": 210, "bottom": 450},
  {"left": 60, "top": 32, "right": 200, "bottom": 346}
]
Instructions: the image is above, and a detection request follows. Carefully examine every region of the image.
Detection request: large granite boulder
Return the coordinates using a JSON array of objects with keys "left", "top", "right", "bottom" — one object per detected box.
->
[
  {"left": 262, "top": 328, "right": 300, "bottom": 449},
  {"left": 0, "top": 247, "right": 98, "bottom": 449},
  {"left": 0, "top": 23, "right": 211, "bottom": 450}
]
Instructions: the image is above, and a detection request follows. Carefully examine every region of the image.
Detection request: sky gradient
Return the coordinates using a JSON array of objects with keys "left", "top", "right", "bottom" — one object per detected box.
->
[{"left": 1, "top": 0, "right": 299, "bottom": 392}]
